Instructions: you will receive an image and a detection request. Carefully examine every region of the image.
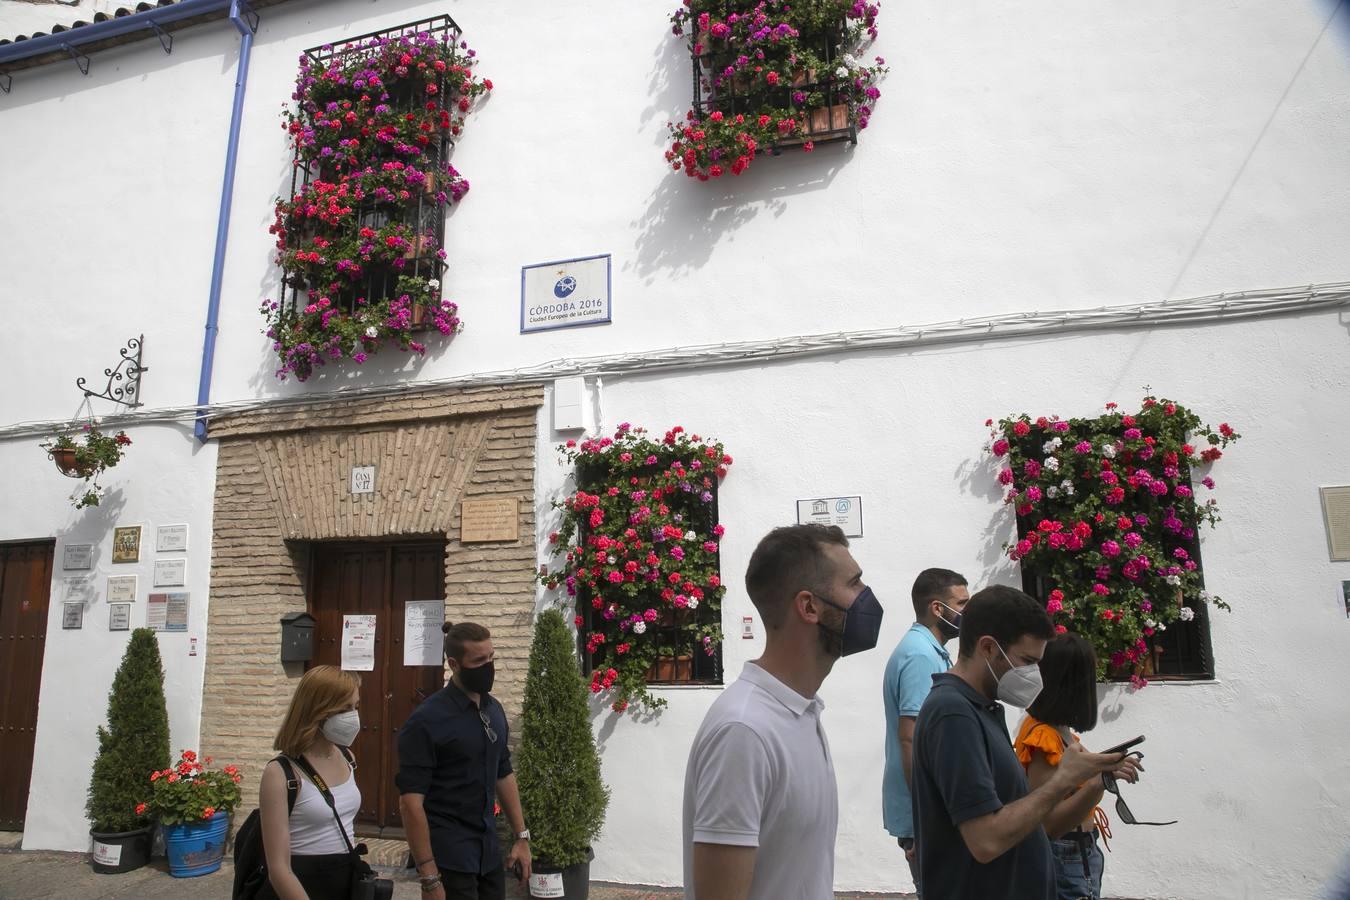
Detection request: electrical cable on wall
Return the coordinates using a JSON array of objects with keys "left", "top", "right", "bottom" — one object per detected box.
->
[{"left": 1, "top": 280, "right": 1346, "bottom": 440}]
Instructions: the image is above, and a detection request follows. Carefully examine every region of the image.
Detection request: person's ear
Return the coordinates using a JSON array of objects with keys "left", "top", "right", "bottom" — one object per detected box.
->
[{"left": 796, "top": 589, "right": 820, "bottom": 624}]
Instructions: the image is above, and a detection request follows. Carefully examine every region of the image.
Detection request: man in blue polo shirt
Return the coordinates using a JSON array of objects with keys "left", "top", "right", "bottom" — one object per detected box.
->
[{"left": 881, "top": 568, "right": 969, "bottom": 896}]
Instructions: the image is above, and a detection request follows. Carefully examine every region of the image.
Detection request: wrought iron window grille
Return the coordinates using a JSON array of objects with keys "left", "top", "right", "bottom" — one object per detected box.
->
[
  {"left": 280, "top": 15, "right": 465, "bottom": 325},
  {"left": 687, "top": 17, "right": 857, "bottom": 153}
]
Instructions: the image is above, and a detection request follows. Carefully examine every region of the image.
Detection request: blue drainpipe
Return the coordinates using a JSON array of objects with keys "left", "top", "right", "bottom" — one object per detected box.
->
[{"left": 195, "top": 0, "right": 257, "bottom": 442}]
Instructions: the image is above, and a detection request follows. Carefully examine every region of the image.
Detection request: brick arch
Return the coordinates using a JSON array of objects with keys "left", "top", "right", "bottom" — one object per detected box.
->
[{"left": 199, "top": 385, "right": 543, "bottom": 813}]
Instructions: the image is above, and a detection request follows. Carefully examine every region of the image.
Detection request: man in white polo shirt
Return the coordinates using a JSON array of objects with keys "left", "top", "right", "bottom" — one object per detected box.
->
[{"left": 682, "top": 524, "right": 885, "bottom": 900}]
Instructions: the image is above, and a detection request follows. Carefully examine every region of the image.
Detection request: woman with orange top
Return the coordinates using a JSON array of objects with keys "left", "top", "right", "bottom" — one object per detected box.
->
[{"left": 1013, "top": 634, "right": 1141, "bottom": 900}]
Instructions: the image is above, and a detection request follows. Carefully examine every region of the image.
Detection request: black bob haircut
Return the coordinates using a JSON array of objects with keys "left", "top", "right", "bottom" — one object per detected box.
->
[
  {"left": 1027, "top": 632, "right": 1099, "bottom": 732},
  {"left": 956, "top": 584, "right": 1054, "bottom": 659}
]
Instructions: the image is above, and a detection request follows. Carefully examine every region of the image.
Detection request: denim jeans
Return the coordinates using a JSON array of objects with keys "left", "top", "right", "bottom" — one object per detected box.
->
[{"left": 1050, "top": 830, "right": 1104, "bottom": 900}]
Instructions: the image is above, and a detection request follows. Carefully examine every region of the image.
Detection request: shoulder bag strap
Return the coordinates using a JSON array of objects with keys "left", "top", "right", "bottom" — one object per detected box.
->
[{"left": 292, "top": 754, "right": 356, "bottom": 855}]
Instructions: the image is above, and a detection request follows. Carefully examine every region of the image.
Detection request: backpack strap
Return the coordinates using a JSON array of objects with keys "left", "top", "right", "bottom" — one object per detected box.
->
[{"left": 274, "top": 755, "right": 300, "bottom": 817}]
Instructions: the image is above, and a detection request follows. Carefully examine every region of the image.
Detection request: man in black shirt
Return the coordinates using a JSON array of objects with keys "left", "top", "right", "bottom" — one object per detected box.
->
[
  {"left": 911, "top": 586, "right": 1125, "bottom": 899},
  {"left": 398, "top": 622, "right": 532, "bottom": 900}
]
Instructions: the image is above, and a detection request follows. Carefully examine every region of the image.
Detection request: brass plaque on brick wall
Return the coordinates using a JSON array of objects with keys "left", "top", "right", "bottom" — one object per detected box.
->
[
  {"left": 461, "top": 498, "right": 519, "bottom": 543},
  {"left": 1321, "top": 486, "right": 1350, "bottom": 561}
]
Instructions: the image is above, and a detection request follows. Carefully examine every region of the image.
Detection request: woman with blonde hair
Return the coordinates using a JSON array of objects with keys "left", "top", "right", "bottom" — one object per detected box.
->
[{"left": 256, "top": 664, "right": 363, "bottom": 900}]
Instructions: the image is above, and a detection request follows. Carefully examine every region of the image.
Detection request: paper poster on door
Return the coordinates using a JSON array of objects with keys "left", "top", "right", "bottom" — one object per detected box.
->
[
  {"left": 404, "top": 600, "right": 445, "bottom": 667},
  {"left": 342, "top": 614, "right": 377, "bottom": 671}
]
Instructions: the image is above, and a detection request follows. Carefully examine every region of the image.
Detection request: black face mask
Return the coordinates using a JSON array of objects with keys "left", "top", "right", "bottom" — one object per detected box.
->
[
  {"left": 935, "top": 601, "right": 962, "bottom": 641},
  {"left": 457, "top": 660, "right": 495, "bottom": 695},
  {"left": 815, "top": 586, "right": 885, "bottom": 657}
]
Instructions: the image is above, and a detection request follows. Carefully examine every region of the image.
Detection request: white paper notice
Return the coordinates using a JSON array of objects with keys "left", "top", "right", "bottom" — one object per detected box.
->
[
  {"left": 147, "top": 593, "right": 168, "bottom": 631},
  {"left": 342, "top": 614, "right": 377, "bottom": 671},
  {"left": 404, "top": 600, "right": 445, "bottom": 667}
]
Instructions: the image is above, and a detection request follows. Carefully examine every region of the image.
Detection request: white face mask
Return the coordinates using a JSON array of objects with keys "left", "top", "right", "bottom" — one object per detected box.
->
[
  {"left": 986, "top": 642, "right": 1043, "bottom": 708},
  {"left": 321, "top": 710, "right": 361, "bottom": 747}
]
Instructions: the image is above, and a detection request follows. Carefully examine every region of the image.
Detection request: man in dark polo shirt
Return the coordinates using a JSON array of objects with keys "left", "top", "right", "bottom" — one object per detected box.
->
[
  {"left": 911, "top": 586, "right": 1125, "bottom": 899},
  {"left": 398, "top": 622, "right": 531, "bottom": 900}
]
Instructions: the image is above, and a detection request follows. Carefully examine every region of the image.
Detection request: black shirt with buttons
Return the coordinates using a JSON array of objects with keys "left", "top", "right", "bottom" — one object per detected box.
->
[{"left": 396, "top": 681, "right": 512, "bottom": 875}]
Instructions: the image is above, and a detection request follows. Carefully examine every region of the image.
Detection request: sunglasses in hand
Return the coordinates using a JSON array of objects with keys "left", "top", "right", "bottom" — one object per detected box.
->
[{"left": 1101, "top": 754, "right": 1176, "bottom": 826}]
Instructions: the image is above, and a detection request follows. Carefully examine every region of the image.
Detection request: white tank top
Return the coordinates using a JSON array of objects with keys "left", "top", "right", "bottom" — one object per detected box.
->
[{"left": 287, "top": 765, "right": 361, "bottom": 855}]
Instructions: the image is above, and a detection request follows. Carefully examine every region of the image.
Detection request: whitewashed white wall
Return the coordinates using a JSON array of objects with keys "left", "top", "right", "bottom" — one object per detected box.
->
[{"left": 2, "top": 0, "right": 1349, "bottom": 895}]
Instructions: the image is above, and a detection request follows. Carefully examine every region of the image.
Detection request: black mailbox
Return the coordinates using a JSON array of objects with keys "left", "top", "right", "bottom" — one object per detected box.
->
[{"left": 280, "top": 612, "right": 317, "bottom": 662}]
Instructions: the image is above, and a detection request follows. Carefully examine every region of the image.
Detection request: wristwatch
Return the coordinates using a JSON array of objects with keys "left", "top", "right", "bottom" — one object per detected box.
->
[{"left": 516, "top": 829, "right": 531, "bottom": 841}]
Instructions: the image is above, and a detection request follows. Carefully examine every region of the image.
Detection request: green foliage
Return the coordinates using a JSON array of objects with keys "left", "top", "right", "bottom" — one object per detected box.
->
[
  {"left": 87, "top": 629, "right": 170, "bottom": 833},
  {"left": 515, "top": 609, "right": 610, "bottom": 869},
  {"left": 41, "top": 423, "right": 132, "bottom": 509},
  {"left": 143, "top": 750, "right": 243, "bottom": 826}
]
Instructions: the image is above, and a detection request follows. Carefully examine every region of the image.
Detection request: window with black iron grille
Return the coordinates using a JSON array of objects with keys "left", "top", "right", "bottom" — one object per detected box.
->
[
  {"left": 1016, "top": 499, "right": 1216, "bottom": 681},
  {"left": 281, "top": 15, "right": 462, "bottom": 323},
  {"left": 575, "top": 474, "right": 724, "bottom": 689}
]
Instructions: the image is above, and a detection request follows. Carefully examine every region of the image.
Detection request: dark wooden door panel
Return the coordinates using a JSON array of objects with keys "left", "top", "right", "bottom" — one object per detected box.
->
[
  {"left": 309, "top": 542, "right": 443, "bottom": 831},
  {"left": 0, "top": 541, "right": 54, "bottom": 830}
]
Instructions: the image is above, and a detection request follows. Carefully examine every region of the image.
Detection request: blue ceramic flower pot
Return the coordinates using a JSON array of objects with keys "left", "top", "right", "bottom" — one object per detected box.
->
[{"left": 163, "top": 814, "right": 229, "bottom": 877}]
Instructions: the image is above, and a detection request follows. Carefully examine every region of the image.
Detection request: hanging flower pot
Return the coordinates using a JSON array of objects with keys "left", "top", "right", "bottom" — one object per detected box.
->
[
  {"left": 50, "top": 447, "right": 88, "bottom": 478},
  {"left": 41, "top": 425, "right": 132, "bottom": 508}
]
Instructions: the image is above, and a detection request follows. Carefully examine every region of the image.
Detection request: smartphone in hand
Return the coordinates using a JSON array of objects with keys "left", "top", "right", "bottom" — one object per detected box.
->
[{"left": 1100, "top": 735, "right": 1145, "bottom": 755}]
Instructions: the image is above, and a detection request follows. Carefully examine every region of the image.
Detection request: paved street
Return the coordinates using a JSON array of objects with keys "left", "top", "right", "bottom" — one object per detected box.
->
[{"left": 0, "top": 848, "right": 918, "bottom": 900}]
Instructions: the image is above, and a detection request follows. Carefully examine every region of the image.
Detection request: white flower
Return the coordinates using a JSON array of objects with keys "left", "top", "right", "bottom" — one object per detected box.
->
[
  {"left": 1144, "top": 618, "right": 1158, "bottom": 629},
  {"left": 842, "top": 54, "right": 859, "bottom": 68},
  {"left": 687, "top": 598, "right": 700, "bottom": 610},
  {"left": 684, "top": 530, "right": 697, "bottom": 541},
  {"left": 1178, "top": 607, "right": 1195, "bottom": 622},
  {"left": 1198, "top": 590, "right": 1212, "bottom": 603},
  {"left": 1044, "top": 457, "right": 1060, "bottom": 472},
  {"left": 1165, "top": 575, "right": 1181, "bottom": 586},
  {"left": 1042, "top": 438, "right": 1062, "bottom": 454},
  {"left": 427, "top": 278, "right": 438, "bottom": 289},
  {"left": 632, "top": 621, "right": 647, "bottom": 635},
  {"left": 835, "top": 65, "right": 849, "bottom": 78},
  {"left": 365, "top": 326, "right": 378, "bottom": 338},
  {"left": 606, "top": 555, "right": 616, "bottom": 564},
  {"left": 1062, "top": 481, "right": 1075, "bottom": 496},
  {"left": 1101, "top": 443, "right": 1117, "bottom": 459},
  {"left": 1046, "top": 486, "right": 1059, "bottom": 499},
  {"left": 1156, "top": 622, "right": 1167, "bottom": 632}
]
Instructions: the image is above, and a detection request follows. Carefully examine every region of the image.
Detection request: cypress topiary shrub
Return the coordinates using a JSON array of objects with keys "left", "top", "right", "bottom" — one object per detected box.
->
[
  {"left": 515, "top": 609, "right": 610, "bottom": 869},
  {"left": 87, "top": 628, "right": 170, "bottom": 834}
]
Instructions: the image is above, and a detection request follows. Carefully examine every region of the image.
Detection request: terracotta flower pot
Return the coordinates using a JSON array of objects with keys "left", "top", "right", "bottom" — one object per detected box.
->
[{"left": 51, "top": 448, "right": 89, "bottom": 478}]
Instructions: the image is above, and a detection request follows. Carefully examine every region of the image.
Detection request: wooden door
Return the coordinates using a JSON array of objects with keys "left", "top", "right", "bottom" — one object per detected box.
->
[
  {"left": 310, "top": 542, "right": 445, "bottom": 834},
  {"left": 0, "top": 541, "right": 53, "bottom": 830}
]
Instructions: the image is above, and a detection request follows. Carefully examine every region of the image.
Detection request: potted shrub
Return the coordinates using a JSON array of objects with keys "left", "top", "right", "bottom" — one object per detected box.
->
[
  {"left": 516, "top": 609, "right": 610, "bottom": 900},
  {"left": 41, "top": 423, "right": 132, "bottom": 509},
  {"left": 143, "top": 749, "right": 243, "bottom": 877},
  {"left": 86, "top": 628, "right": 169, "bottom": 874}
]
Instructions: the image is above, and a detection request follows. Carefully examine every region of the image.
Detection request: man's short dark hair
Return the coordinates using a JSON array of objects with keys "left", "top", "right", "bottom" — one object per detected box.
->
[
  {"left": 442, "top": 621, "right": 490, "bottom": 663},
  {"left": 911, "top": 568, "right": 968, "bottom": 618},
  {"left": 956, "top": 585, "right": 1054, "bottom": 659},
  {"left": 744, "top": 524, "right": 849, "bottom": 629},
  {"left": 1027, "top": 633, "right": 1099, "bottom": 732}
]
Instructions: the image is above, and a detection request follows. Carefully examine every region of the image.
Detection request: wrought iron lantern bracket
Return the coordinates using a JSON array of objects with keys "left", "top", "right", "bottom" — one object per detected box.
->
[{"left": 77, "top": 335, "right": 148, "bottom": 408}]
